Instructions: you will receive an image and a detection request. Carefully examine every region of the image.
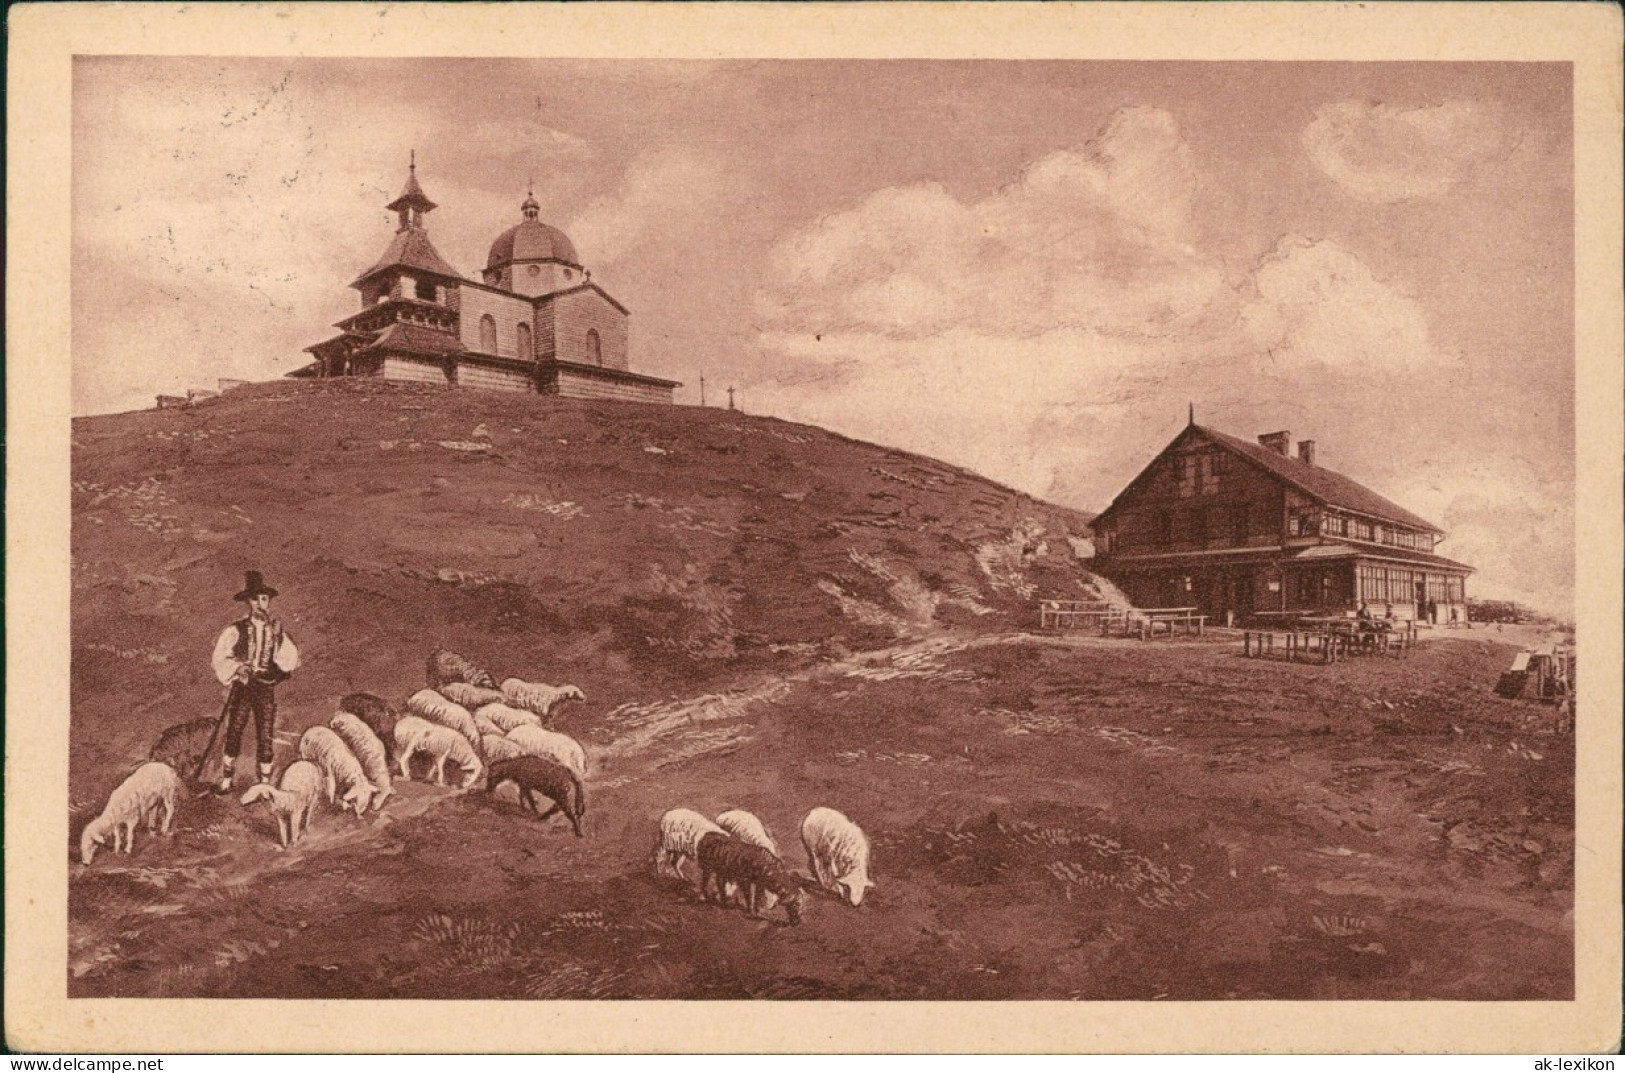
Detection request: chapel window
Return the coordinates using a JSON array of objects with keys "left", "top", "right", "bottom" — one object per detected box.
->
[
  {"left": 586, "top": 329, "right": 602, "bottom": 366},
  {"left": 479, "top": 314, "right": 497, "bottom": 354}
]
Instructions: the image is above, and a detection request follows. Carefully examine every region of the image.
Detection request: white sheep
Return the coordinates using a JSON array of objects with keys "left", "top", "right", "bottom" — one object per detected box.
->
[
  {"left": 394, "top": 715, "right": 484, "bottom": 789},
  {"left": 328, "top": 712, "right": 394, "bottom": 811},
  {"left": 506, "top": 724, "right": 587, "bottom": 778},
  {"left": 802, "top": 807, "right": 874, "bottom": 906},
  {"left": 298, "top": 725, "right": 376, "bottom": 816},
  {"left": 480, "top": 733, "right": 528, "bottom": 764},
  {"left": 716, "top": 809, "right": 779, "bottom": 857},
  {"left": 653, "top": 807, "right": 725, "bottom": 881},
  {"left": 240, "top": 760, "right": 324, "bottom": 847},
  {"left": 80, "top": 761, "right": 185, "bottom": 865},
  {"left": 500, "top": 678, "right": 586, "bottom": 720},
  {"left": 475, "top": 702, "right": 540, "bottom": 734},
  {"left": 407, "top": 689, "right": 482, "bottom": 754},
  {"left": 471, "top": 709, "right": 505, "bottom": 738},
  {"left": 441, "top": 681, "right": 506, "bottom": 711}
]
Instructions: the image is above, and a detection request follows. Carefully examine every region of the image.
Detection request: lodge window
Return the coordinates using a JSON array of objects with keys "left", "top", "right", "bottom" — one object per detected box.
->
[
  {"left": 1352, "top": 519, "right": 1373, "bottom": 541},
  {"left": 1288, "top": 509, "right": 1319, "bottom": 537},
  {"left": 479, "top": 314, "right": 497, "bottom": 354},
  {"left": 1177, "top": 456, "right": 1198, "bottom": 498}
]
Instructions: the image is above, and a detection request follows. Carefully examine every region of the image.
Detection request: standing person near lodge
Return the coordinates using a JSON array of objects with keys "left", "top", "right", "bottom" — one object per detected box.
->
[{"left": 210, "top": 571, "right": 300, "bottom": 793}]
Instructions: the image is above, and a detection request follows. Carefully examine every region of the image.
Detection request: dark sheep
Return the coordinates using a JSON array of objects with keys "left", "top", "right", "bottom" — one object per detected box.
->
[
  {"left": 696, "top": 832, "right": 805, "bottom": 925},
  {"left": 150, "top": 716, "right": 223, "bottom": 783},
  {"left": 426, "top": 648, "right": 498, "bottom": 691},
  {"left": 338, "top": 692, "right": 401, "bottom": 765},
  {"left": 480, "top": 755, "right": 586, "bottom": 837}
]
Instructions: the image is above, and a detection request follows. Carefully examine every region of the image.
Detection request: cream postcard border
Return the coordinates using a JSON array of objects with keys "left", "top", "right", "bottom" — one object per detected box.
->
[{"left": 7, "top": 1, "right": 1621, "bottom": 1054}]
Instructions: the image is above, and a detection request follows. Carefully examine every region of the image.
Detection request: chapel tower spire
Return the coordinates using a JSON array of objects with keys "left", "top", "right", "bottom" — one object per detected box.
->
[{"left": 385, "top": 151, "right": 439, "bottom": 232}]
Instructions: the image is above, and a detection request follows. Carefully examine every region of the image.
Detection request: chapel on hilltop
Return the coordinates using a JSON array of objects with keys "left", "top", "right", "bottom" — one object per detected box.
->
[{"left": 295, "top": 158, "right": 679, "bottom": 404}]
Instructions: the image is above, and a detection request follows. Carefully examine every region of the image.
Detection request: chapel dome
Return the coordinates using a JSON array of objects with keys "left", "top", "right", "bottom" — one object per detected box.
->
[{"left": 486, "top": 210, "right": 580, "bottom": 271}]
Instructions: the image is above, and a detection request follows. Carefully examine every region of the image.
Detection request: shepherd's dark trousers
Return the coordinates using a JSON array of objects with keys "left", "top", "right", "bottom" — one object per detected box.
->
[{"left": 223, "top": 681, "right": 278, "bottom": 765}]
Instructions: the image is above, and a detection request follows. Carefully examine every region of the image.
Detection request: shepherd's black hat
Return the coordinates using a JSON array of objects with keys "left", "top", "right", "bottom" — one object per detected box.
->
[{"left": 233, "top": 571, "right": 279, "bottom": 602}]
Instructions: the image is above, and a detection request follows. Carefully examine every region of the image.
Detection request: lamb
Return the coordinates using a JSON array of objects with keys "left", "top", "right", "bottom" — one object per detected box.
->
[
  {"left": 406, "top": 689, "right": 482, "bottom": 754},
  {"left": 480, "top": 733, "right": 528, "bottom": 764},
  {"left": 80, "top": 761, "right": 185, "bottom": 865},
  {"left": 393, "top": 715, "right": 484, "bottom": 789},
  {"left": 500, "top": 678, "right": 586, "bottom": 720},
  {"left": 506, "top": 724, "right": 587, "bottom": 778},
  {"left": 149, "top": 716, "right": 222, "bottom": 782},
  {"left": 715, "top": 809, "right": 779, "bottom": 857},
  {"left": 471, "top": 708, "right": 505, "bottom": 738},
  {"left": 426, "top": 647, "right": 497, "bottom": 690},
  {"left": 475, "top": 702, "right": 540, "bottom": 734},
  {"left": 440, "top": 681, "right": 506, "bottom": 711},
  {"left": 337, "top": 692, "right": 402, "bottom": 766},
  {"left": 696, "top": 832, "right": 805, "bottom": 925},
  {"left": 240, "top": 760, "right": 324, "bottom": 847},
  {"left": 298, "top": 725, "right": 376, "bottom": 816},
  {"left": 801, "top": 807, "right": 874, "bottom": 906},
  {"left": 481, "top": 756, "right": 586, "bottom": 837},
  {"left": 653, "top": 807, "right": 725, "bottom": 881},
  {"left": 328, "top": 712, "right": 394, "bottom": 810}
]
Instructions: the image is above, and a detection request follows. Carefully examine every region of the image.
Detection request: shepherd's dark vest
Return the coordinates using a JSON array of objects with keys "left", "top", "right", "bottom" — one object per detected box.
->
[{"left": 232, "top": 617, "right": 290, "bottom": 683}]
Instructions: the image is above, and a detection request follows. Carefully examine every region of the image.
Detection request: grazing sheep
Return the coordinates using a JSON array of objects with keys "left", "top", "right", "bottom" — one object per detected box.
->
[
  {"left": 480, "top": 733, "right": 527, "bottom": 764},
  {"left": 653, "top": 808, "right": 725, "bottom": 881},
  {"left": 393, "top": 715, "right": 484, "bottom": 789},
  {"left": 500, "top": 678, "right": 586, "bottom": 720},
  {"left": 406, "top": 689, "right": 482, "bottom": 754},
  {"left": 441, "top": 681, "right": 505, "bottom": 711},
  {"left": 80, "top": 762, "right": 185, "bottom": 865},
  {"left": 802, "top": 807, "right": 874, "bottom": 906},
  {"left": 298, "top": 726, "right": 375, "bottom": 815},
  {"left": 426, "top": 647, "right": 497, "bottom": 690},
  {"left": 328, "top": 712, "right": 394, "bottom": 810},
  {"left": 716, "top": 809, "right": 779, "bottom": 857},
  {"left": 337, "top": 692, "right": 402, "bottom": 766},
  {"left": 506, "top": 724, "right": 587, "bottom": 778},
  {"left": 475, "top": 702, "right": 540, "bottom": 734},
  {"left": 240, "top": 760, "right": 324, "bottom": 847},
  {"left": 471, "top": 708, "right": 505, "bottom": 738},
  {"left": 149, "top": 716, "right": 222, "bottom": 781},
  {"left": 481, "top": 756, "right": 586, "bottom": 837},
  {"left": 697, "top": 832, "right": 805, "bottom": 925}
]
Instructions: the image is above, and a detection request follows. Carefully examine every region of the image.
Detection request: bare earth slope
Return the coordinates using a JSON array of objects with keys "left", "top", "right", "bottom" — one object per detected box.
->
[{"left": 68, "top": 381, "right": 1571, "bottom": 1002}]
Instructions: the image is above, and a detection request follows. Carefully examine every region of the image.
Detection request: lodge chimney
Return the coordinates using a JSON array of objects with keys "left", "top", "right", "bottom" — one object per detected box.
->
[
  {"left": 1298, "top": 440, "right": 1316, "bottom": 465},
  {"left": 1257, "top": 430, "right": 1291, "bottom": 456}
]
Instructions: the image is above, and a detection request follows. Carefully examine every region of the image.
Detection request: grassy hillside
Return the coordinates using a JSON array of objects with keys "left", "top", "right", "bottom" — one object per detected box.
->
[
  {"left": 67, "top": 380, "right": 1571, "bottom": 1007},
  {"left": 71, "top": 379, "right": 1096, "bottom": 796}
]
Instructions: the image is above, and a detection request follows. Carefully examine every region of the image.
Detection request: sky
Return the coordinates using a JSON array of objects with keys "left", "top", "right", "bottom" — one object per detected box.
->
[{"left": 72, "top": 58, "right": 1574, "bottom": 615}]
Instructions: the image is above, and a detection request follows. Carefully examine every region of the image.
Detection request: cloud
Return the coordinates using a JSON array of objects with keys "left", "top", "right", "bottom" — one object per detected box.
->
[
  {"left": 566, "top": 146, "right": 733, "bottom": 267},
  {"left": 1302, "top": 100, "right": 1509, "bottom": 203},
  {"left": 1238, "top": 235, "right": 1443, "bottom": 372},
  {"left": 757, "top": 106, "right": 1230, "bottom": 340}
]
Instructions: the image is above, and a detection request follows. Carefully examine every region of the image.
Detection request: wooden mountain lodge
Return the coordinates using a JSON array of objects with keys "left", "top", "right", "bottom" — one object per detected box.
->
[{"left": 1089, "top": 420, "right": 1473, "bottom": 626}]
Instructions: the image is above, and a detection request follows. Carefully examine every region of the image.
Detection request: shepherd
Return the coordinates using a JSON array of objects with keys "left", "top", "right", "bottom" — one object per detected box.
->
[{"left": 209, "top": 571, "right": 301, "bottom": 794}]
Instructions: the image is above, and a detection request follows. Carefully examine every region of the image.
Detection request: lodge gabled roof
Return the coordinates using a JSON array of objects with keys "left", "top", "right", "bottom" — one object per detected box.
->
[{"left": 1093, "top": 423, "right": 1443, "bottom": 534}]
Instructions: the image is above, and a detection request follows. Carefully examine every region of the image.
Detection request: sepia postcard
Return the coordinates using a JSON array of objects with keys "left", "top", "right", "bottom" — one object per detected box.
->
[{"left": 6, "top": 1, "right": 1621, "bottom": 1054}]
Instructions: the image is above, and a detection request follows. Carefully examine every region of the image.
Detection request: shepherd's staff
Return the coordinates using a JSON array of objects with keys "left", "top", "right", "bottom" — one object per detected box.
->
[{"left": 189, "top": 680, "right": 241, "bottom": 792}]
